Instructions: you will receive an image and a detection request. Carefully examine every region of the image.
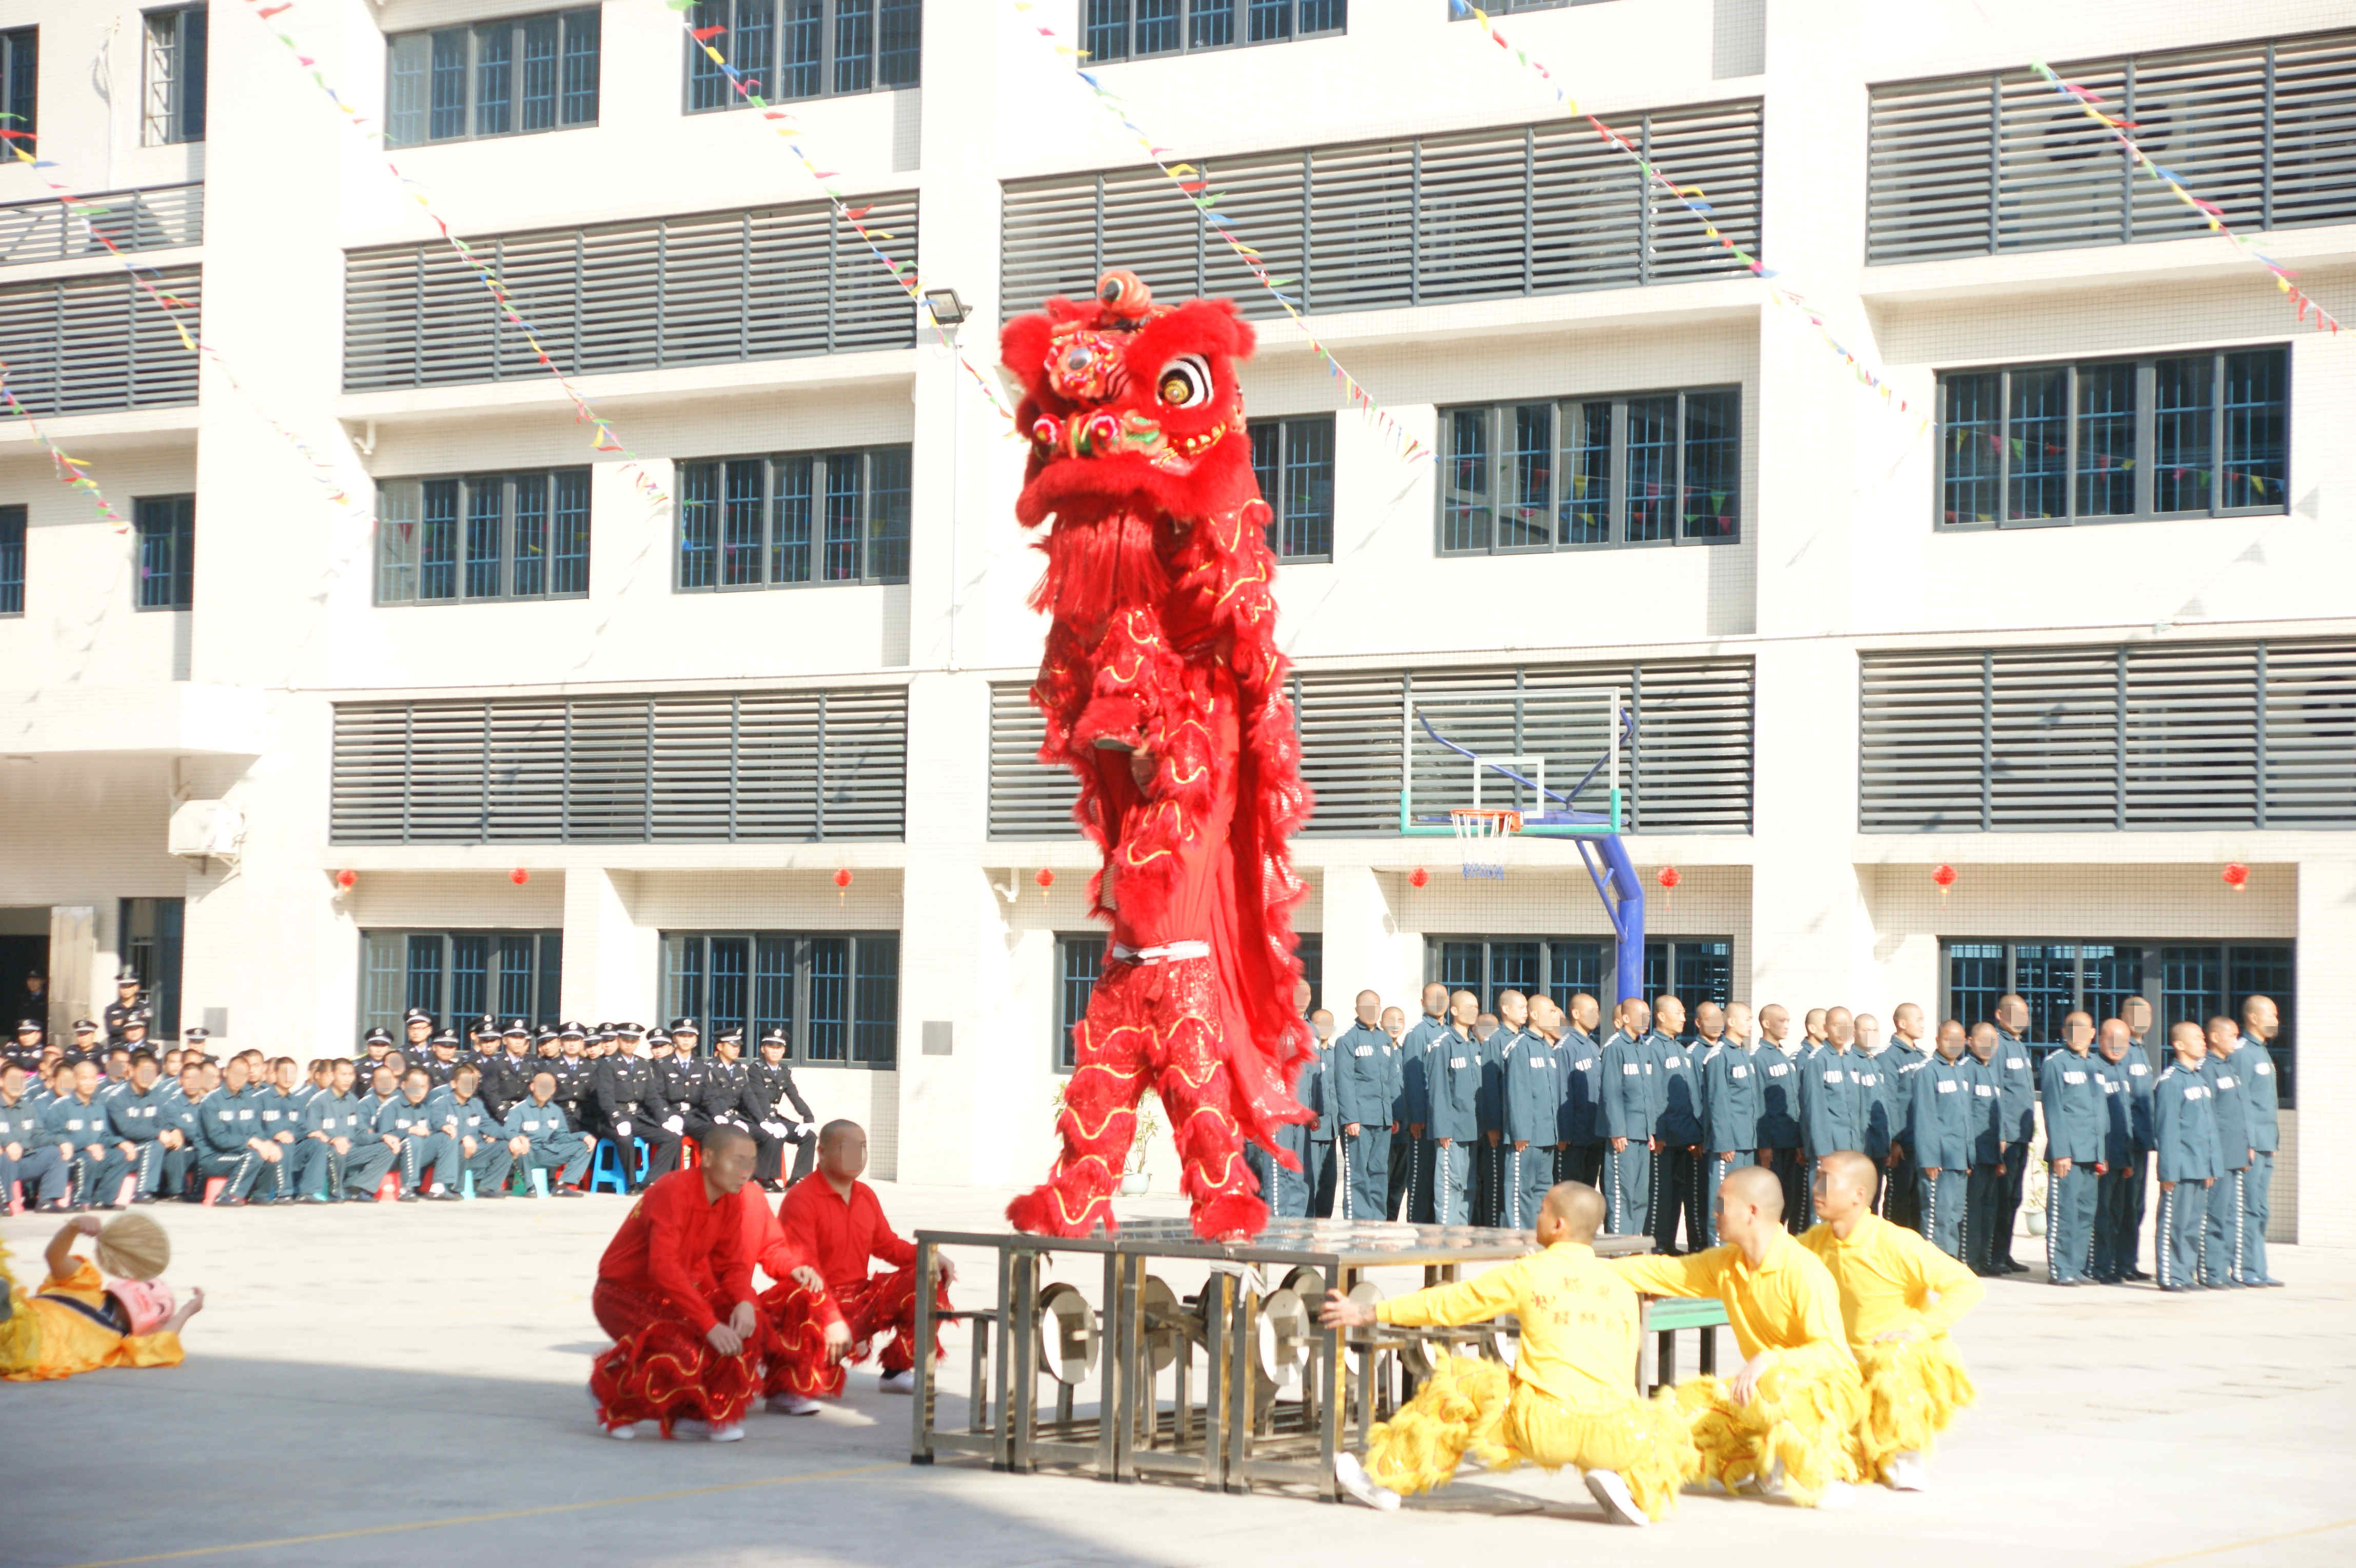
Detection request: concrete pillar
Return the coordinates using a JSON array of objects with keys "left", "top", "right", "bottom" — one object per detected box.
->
[
  {"left": 1748, "top": 640, "right": 1872, "bottom": 1011},
  {"left": 1322, "top": 867, "right": 1424, "bottom": 1017},
  {"left": 561, "top": 870, "right": 656, "bottom": 1026},
  {"left": 2292, "top": 859, "right": 2354, "bottom": 1247},
  {"left": 46, "top": 905, "right": 93, "bottom": 1041}
]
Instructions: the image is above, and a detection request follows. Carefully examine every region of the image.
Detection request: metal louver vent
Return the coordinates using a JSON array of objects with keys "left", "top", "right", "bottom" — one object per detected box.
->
[
  {"left": 0, "top": 182, "right": 203, "bottom": 269},
  {"left": 0, "top": 265, "right": 199, "bottom": 415},
  {"left": 1868, "top": 30, "right": 2356, "bottom": 263},
  {"left": 999, "top": 100, "right": 1761, "bottom": 323},
  {"left": 987, "top": 658, "right": 1754, "bottom": 839},
  {"left": 1859, "top": 638, "right": 2356, "bottom": 831},
  {"left": 331, "top": 687, "right": 907, "bottom": 843},
  {"left": 342, "top": 195, "right": 919, "bottom": 392}
]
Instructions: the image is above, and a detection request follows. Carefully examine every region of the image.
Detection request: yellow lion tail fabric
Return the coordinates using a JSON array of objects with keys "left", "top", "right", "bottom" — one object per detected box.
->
[
  {"left": 1674, "top": 1364, "right": 1867, "bottom": 1506},
  {"left": 0, "top": 1237, "right": 39, "bottom": 1377},
  {"left": 1364, "top": 1354, "right": 1517, "bottom": 1495},
  {"left": 1853, "top": 1337, "right": 1976, "bottom": 1481}
]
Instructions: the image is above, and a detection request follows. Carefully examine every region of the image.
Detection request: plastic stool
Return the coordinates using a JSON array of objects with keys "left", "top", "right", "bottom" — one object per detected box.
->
[
  {"left": 588, "top": 1139, "right": 631, "bottom": 1194},
  {"left": 461, "top": 1169, "right": 476, "bottom": 1199},
  {"left": 202, "top": 1178, "right": 228, "bottom": 1206},
  {"left": 375, "top": 1171, "right": 402, "bottom": 1203},
  {"left": 680, "top": 1138, "right": 699, "bottom": 1171},
  {"left": 115, "top": 1174, "right": 140, "bottom": 1208},
  {"left": 527, "top": 1166, "right": 551, "bottom": 1198}
]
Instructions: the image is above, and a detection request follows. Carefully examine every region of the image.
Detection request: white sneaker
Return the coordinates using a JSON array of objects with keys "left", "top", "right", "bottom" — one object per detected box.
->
[
  {"left": 1886, "top": 1453, "right": 1929, "bottom": 1492},
  {"left": 1334, "top": 1452, "right": 1400, "bottom": 1512},
  {"left": 1584, "top": 1468, "right": 1647, "bottom": 1527},
  {"left": 708, "top": 1422, "right": 745, "bottom": 1443},
  {"left": 671, "top": 1418, "right": 711, "bottom": 1438},
  {"left": 768, "top": 1393, "right": 821, "bottom": 1416},
  {"left": 1755, "top": 1457, "right": 1788, "bottom": 1498},
  {"left": 606, "top": 1423, "right": 638, "bottom": 1441},
  {"left": 878, "top": 1368, "right": 916, "bottom": 1394},
  {"left": 1815, "top": 1481, "right": 1856, "bottom": 1511}
]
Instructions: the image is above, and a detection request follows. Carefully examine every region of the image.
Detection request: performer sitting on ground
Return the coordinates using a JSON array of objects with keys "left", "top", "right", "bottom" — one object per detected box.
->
[
  {"left": 1317, "top": 1181, "right": 1698, "bottom": 1526},
  {"left": 1612, "top": 1164, "right": 1866, "bottom": 1507},
  {"left": 758, "top": 1121, "right": 951, "bottom": 1405},
  {"left": 2, "top": 1212, "right": 203, "bottom": 1382},
  {"left": 735, "top": 1178, "right": 852, "bottom": 1416},
  {"left": 588, "top": 1123, "right": 761, "bottom": 1442},
  {"left": 1800, "top": 1150, "right": 1982, "bottom": 1491}
]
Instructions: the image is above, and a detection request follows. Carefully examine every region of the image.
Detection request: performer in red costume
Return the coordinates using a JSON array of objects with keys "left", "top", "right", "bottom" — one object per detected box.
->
[
  {"left": 1002, "top": 269, "right": 1315, "bottom": 1243},
  {"left": 588, "top": 1124, "right": 761, "bottom": 1440}
]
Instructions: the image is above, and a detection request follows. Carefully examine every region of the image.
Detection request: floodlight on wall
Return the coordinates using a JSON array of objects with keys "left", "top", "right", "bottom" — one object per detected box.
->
[{"left": 922, "top": 288, "right": 969, "bottom": 328}]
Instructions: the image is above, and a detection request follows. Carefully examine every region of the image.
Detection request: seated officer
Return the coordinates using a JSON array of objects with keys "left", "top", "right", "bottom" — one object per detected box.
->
[
  {"left": 375, "top": 1067, "right": 462, "bottom": 1202},
  {"left": 48, "top": 1060, "right": 130, "bottom": 1210},
  {"left": 419, "top": 1031, "right": 465, "bottom": 1090},
  {"left": 481, "top": 1023, "right": 538, "bottom": 1121},
  {"left": 297, "top": 1059, "right": 395, "bottom": 1203},
  {"left": 430, "top": 1064, "right": 515, "bottom": 1199},
  {"left": 1, "top": 1059, "right": 72, "bottom": 1212},
  {"left": 504, "top": 1070, "right": 592, "bottom": 1195}
]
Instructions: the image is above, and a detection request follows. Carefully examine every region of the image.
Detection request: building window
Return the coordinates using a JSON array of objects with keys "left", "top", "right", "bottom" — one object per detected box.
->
[
  {"left": 686, "top": 0, "right": 920, "bottom": 112},
  {"left": 675, "top": 446, "right": 908, "bottom": 591},
  {"left": 0, "top": 28, "right": 36, "bottom": 154},
  {"left": 0, "top": 504, "right": 23, "bottom": 616},
  {"left": 386, "top": 8, "right": 600, "bottom": 149},
  {"left": 1053, "top": 933, "right": 1104, "bottom": 1073},
  {"left": 1429, "top": 936, "right": 1617, "bottom": 1016},
  {"left": 1084, "top": 0, "right": 1345, "bottom": 58},
  {"left": 1439, "top": 388, "right": 1739, "bottom": 555},
  {"left": 142, "top": 6, "right": 206, "bottom": 146},
  {"left": 134, "top": 495, "right": 192, "bottom": 611},
  {"left": 360, "top": 929, "right": 561, "bottom": 1039},
  {"left": 1247, "top": 415, "right": 1335, "bottom": 562},
  {"left": 121, "top": 897, "right": 185, "bottom": 1041},
  {"left": 376, "top": 468, "right": 590, "bottom": 606},
  {"left": 1642, "top": 938, "right": 1733, "bottom": 1032},
  {"left": 1450, "top": 0, "right": 1611, "bottom": 14},
  {"left": 661, "top": 931, "right": 898, "bottom": 1067},
  {"left": 1295, "top": 932, "right": 1322, "bottom": 1016},
  {"left": 1941, "top": 938, "right": 2295, "bottom": 1104},
  {"left": 1937, "top": 347, "right": 2288, "bottom": 528}
]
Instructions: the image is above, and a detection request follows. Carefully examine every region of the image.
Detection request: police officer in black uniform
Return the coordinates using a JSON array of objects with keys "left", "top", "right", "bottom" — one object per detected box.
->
[
  {"left": 357, "top": 1026, "right": 399, "bottom": 1085},
  {"left": 102, "top": 971, "right": 145, "bottom": 1046},
  {"left": 550, "top": 1022, "right": 591, "bottom": 1125},
  {"left": 591, "top": 1023, "right": 680, "bottom": 1192},
  {"left": 695, "top": 1028, "right": 763, "bottom": 1163},
  {"left": 399, "top": 1007, "right": 436, "bottom": 1063},
  {"left": 7, "top": 1018, "right": 42, "bottom": 1073},
  {"left": 479, "top": 1021, "right": 538, "bottom": 1120},
  {"left": 419, "top": 1030, "right": 465, "bottom": 1090},
  {"left": 747, "top": 1028, "right": 818, "bottom": 1188}
]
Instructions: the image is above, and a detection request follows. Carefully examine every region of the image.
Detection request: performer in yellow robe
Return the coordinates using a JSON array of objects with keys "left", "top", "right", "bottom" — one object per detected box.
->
[
  {"left": 1319, "top": 1182, "right": 1698, "bottom": 1525},
  {"left": 1612, "top": 1164, "right": 1865, "bottom": 1506},
  {"left": 1801, "top": 1149, "right": 1982, "bottom": 1490},
  {"left": 1, "top": 1216, "right": 202, "bottom": 1382}
]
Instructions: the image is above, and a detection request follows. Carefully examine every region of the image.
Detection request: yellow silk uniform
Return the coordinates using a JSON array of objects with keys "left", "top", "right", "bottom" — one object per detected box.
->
[
  {"left": 1613, "top": 1233, "right": 1864, "bottom": 1504},
  {"left": 1362, "top": 1241, "right": 1697, "bottom": 1519},
  {"left": 0, "top": 1258, "right": 185, "bottom": 1383},
  {"left": 1800, "top": 1213, "right": 1981, "bottom": 1480}
]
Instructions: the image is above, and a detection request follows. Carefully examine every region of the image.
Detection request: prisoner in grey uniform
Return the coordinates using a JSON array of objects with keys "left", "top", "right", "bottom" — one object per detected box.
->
[
  {"left": 1598, "top": 1002, "right": 1656, "bottom": 1236},
  {"left": 2152, "top": 1023, "right": 2225, "bottom": 1292},
  {"left": 2199, "top": 1018, "right": 2257, "bottom": 1289},
  {"left": 2233, "top": 1000, "right": 2284, "bottom": 1288},
  {"left": 2038, "top": 1015, "right": 2107, "bottom": 1286},
  {"left": 1909, "top": 1025, "right": 1977, "bottom": 1260},
  {"left": 1425, "top": 999, "right": 1483, "bottom": 1226}
]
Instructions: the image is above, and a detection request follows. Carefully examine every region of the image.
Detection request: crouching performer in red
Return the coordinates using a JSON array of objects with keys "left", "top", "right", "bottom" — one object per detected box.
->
[
  {"left": 1000, "top": 267, "right": 1317, "bottom": 1243},
  {"left": 756, "top": 1120, "right": 951, "bottom": 1409},
  {"left": 590, "top": 1123, "right": 761, "bottom": 1441}
]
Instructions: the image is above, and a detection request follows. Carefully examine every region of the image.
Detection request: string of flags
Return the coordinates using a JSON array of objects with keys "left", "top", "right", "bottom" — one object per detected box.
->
[
  {"left": 0, "top": 372, "right": 128, "bottom": 531},
  {"left": 241, "top": 0, "right": 669, "bottom": 505},
  {"left": 1012, "top": 2, "right": 1430, "bottom": 464},
  {"left": 1448, "top": 2, "right": 1924, "bottom": 426},
  {"left": 664, "top": 2, "right": 1017, "bottom": 429},
  {"left": 2024, "top": 60, "right": 2342, "bottom": 335}
]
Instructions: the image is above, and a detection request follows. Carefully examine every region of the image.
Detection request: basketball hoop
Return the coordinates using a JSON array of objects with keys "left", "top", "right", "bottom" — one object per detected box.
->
[{"left": 1449, "top": 808, "right": 1521, "bottom": 879}]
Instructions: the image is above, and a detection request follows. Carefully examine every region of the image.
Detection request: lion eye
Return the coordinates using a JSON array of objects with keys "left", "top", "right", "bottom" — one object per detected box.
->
[{"left": 1155, "top": 354, "right": 1212, "bottom": 409}]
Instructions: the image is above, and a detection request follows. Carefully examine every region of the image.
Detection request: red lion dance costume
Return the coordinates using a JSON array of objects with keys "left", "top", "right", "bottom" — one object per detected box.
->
[{"left": 1003, "top": 269, "right": 1315, "bottom": 1244}]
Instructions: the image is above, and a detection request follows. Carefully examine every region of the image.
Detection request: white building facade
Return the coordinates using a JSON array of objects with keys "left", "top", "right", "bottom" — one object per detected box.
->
[{"left": 1, "top": 0, "right": 2348, "bottom": 1239}]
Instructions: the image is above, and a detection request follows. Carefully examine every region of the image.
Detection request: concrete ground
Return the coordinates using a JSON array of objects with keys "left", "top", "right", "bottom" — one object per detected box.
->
[{"left": 3, "top": 1182, "right": 2352, "bottom": 1568}]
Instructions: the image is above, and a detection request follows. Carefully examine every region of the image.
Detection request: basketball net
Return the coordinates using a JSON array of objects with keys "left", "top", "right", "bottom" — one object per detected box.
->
[{"left": 1449, "top": 808, "right": 1520, "bottom": 879}]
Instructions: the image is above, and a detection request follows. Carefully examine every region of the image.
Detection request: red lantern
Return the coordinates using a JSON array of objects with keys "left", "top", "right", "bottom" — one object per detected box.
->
[
  {"left": 1034, "top": 867, "right": 1055, "bottom": 899},
  {"left": 1408, "top": 867, "right": 1429, "bottom": 890},
  {"left": 1932, "top": 863, "right": 1956, "bottom": 898},
  {"left": 834, "top": 867, "right": 853, "bottom": 905},
  {"left": 335, "top": 869, "right": 357, "bottom": 891},
  {"left": 509, "top": 868, "right": 529, "bottom": 886},
  {"left": 2222, "top": 861, "right": 2249, "bottom": 892},
  {"left": 1656, "top": 865, "right": 1678, "bottom": 914}
]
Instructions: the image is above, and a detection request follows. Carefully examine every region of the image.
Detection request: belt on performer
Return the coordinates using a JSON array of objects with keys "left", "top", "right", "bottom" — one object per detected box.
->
[{"left": 1111, "top": 941, "right": 1211, "bottom": 965}]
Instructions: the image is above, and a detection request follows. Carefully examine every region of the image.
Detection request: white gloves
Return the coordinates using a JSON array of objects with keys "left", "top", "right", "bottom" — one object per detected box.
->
[
  {"left": 762, "top": 1121, "right": 786, "bottom": 1136},
  {"left": 663, "top": 1116, "right": 685, "bottom": 1134},
  {"left": 797, "top": 1122, "right": 817, "bottom": 1139},
  {"left": 614, "top": 1120, "right": 633, "bottom": 1136}
]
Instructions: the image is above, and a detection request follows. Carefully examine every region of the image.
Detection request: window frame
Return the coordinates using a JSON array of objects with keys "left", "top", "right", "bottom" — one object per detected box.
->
[
  {"left": 0, "top": 502, "right": 23, "bottom": 616},
  {"left": 141, "top": 6, "right": 206, "bottom": 147},
  {"left": 374, "top": 467, "right": 592, "bottom": 607},
  {"left": 133, "top": 494, "right": 193, "bottom": 612},
  {"left": 1247, "top": 413, "right": 1336, "bottom": 563},
  {"left": 682, "top": 0, "right": 922, "bottom": 115},
  {"left": 384, "top": 6, "right": 601, "bottom": 150},
  {"left": 1083, "top": 1, "right": 1347, "bottom": 61},
  {"left": 121, "top": 897, "right": 186, "bottom": 1041},
  {"left": 1436, "top": 385, "right": 1742, "bottom": 556},
  {"left": 1935, "top": 346, "right": 2291, "bottom": 531},
  {"left": 1938, "top": 937, "right": 2296, "bottom": 1105},
  {"left": 659, "top": 929, "right": 899, "bottom": 1068},
  {"left": 0, "top": 27, "right": 36, "bottom": 154},
  {"left": 673, "top": 445, "right": 910, "bottom": 593},
  {"left": 1052, "top": 932, "right": 1105, "bottom": 1074},
  {"left": 359, "top": 928, "right": 563, "bottom": 1040},
  {"left": 1425, "top": 935, "right": 1614, "bottom": 1016},
  {"left": 1448, "top": 0, "right": 1614, "bottom": 15}
]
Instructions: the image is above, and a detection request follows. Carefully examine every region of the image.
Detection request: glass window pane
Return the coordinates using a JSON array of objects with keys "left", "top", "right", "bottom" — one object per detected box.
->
[
  {"left": 2080, "top": 943, "right": 2143, "bottom": 1027},
  {"left": 498, "top": 934, "right": 537, "bottom": 1021},
  {"left": 780, "top": 1, "right": 822, "bottom": 98},
  {"left": 512, "top": 474, "right": 548, "bottom": 598},
  {"left": 362, "top": 933, "right": 407, "bottom": 1039},
  {"left": 538, "top": 932, "right": 563, "bottom": 1023},
  {"left": 2074, "top": 361, "right": 2135, "bottom": 517},
  {"left": 378, "top": 482, "right": 420, "bottom": 604},
  {"left": 2220, "top": 348, "right": 2286, "bottom": 509},
  {"left": 1674, "top": 939, "right": 1733, "bottom": 1015},
  {"left": 772, "top": 456, "right": 814, "bottom": 582},
  {"left": 2228, "top": 945, "right": 2293, "bottom": 1106},
  {"left": 664, "top": 934, "right": 706, "bottom": 1029},
  {"left": 1947, "top": 941, "right": 2005, "bottom": 1032},
  {"left": 1190, "top": 0, "right": 1235, "bottom": 49},
  {"left": 420, "top": 479, "right": 459, "bottom": 600},
  {"left": 754, "top": 936, "right": 795, "bottom": 1043},
  {"left": 2159, "top": 946, "right": 2219, "bottom": 1036},
  {"left": 464, "top": 478, "right": 505, "bottom": 599},
  {"left": 678, "top": 462, "right": 718, "bottom": 590},
  {"left": 687, "top": 0, "right": 732, "bottom": 110},
  {"left": 474, "top": 23, "right": 513, "bottom": 136},
  {"left": 1940, "top": 371, "right": 2001, "bottom": 525},
  {"left": 1057, "top": 934, "right": 1104, "bottom": 1071},
  {"left": 876, "top": 0, "right": 921, "bottom": 86},
  {"left": 1680, "top": 389, "right": 1738, "bottom": 539},
  {"left": 2012, "top": 942, "right": 2077, "bottom": 1046},
  {"left": 429, "top": 29, "right": 469, "bottom": 141},
  {"left": 1249, "top": 420, "right": 1281, "bottom": 552},
  {"left": 406, "top": 934, "right": 445, "bottom": 1023},
  {"left": 710, "top": 936, "right": 750, "bottom": 1043},
  {"left": 1488, "top": 940, "right": 1540, "bottom": 1011},
  {"left": 1281, "top": 416, "right": 1334, "bottom": 559},
  {"left": 0, "top": 505, "right": 23, "bottom": 616},
  {"left": 867, "top": 447, "right": 911, "bottom": 582},
  {"left": 1546, "top": 940, "right": 1604, "bottom": 1004},
  {"left": 520, "top": 14, "right": 560, "bottom": 131},
  {"left": 853, "top": 936, "right": 898, "bottom": 1063},
  {"left": 1440, "top": 407, "right": 1491, "bottom": 553},
  {"left": 1438, "top": 941, "right": 1485, "bottom": 995},
  {"left": 2154, "top": 355, "right": 2214, "bottom": 514},
  {"left": 1247, "top": 0, "right": 1292, "bottom": 42},
  {"left": 560, "top": 6, "right": 600, "bottom": 124},
  {"left": 1500, "top": 403, "right": 1552, "bottom": 550},
  {"left": 1086, "top": 0, "right": 1133, "bottom": 62},
  {"left": 821, "top": 453, "right": 864, "bottom": 581},
  {"left": 1641, "top": 940, "right": 1668, "bottom": 1001},
  {"left": 1558, "top": 400, "right": 1609, "bottom": 545},
  {"left": 449, "top": 935, "right": 488, "bottom": 1022},
  {"left": 387, "top": 33, "right": 430, "bottom": 147},
  {"left": 806, "top": 937, "right": 848, "bottom": 1061},
  {"left": 834, "top": 0, "right": 873, "bottom": 93},
  {"left": 722, "top": 458, "right": 766, "bottom": 586},
  {"left": 2005, "top": 368, "right": 2066, "bottom": 521},
  {"left": 1137, "top": 0, "right": 1181, "bottom": 52},
  {"left": 551, "top": 470, "right": 591, "bottom": 594},
  {"left": 1623, "top": 396, "right": 1676, "bottom": 542},
  {"left": 1298, "top": 0, "right": 1345, "bottom": 31}
]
